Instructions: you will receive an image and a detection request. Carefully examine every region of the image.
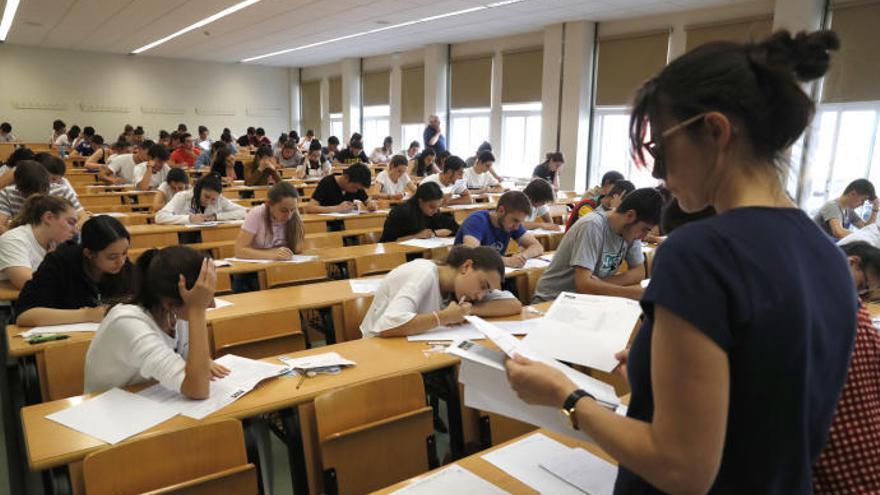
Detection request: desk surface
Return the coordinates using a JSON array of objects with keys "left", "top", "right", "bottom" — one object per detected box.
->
[{"left": 0, "top": 280, "right": 19, "bottom": 302}]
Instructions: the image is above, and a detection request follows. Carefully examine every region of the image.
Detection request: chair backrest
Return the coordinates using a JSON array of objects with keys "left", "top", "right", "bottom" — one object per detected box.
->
[
  {"left": 41, "top": 339, "right": 90, "bottom": 401},
  {"left": 303, "top": 235, "right": 343, "bottom": 250},
  {"left": 210, "top": 308, "right": 306, "bottom": 359},
  {"left": 201, "top": 227, "right": 240, "bottom": 243},
  {"left": 340, "top": 295, "right": 373, "bottom": 342},
  {"left": 83, "top": 419, "right": 257, "bottom": 495},
  {"left": 343, "top": 216, "right": 385, "bottom": 230},
  {"left": 314, "top": 373, "right": 434, "bottom": 495},
  {"left": 264, "top": 260, "right": 328, "bottom": 288},
  {"left": 352, "top": 252, "right": 407, "bottom": 277},
  {"left": 303, "top": 221, "right": 328, "bottom": 234}
]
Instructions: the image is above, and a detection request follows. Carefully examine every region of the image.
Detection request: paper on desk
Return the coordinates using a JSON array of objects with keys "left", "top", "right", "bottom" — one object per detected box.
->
[
  {"left": 279, "top": 352, "right": 356, "bottom": 370},
  {"left": 224, "top": 257, "right": 275, "bottom": 264},
  {"left": 398, "top": 237, "right": 455, "bottom": 249},
  {"left": 137, "top": 354, "right": 288, "bottom": 420},
  {"left": 281, "top": 255, "right": 320, "bottom": 263},
  {"left": 18, "top": 322, "right": 99, "bottom": 338},
  {"left": 389, "top": 464, "right": 510, "bottom": 495},
  {"left": 521, "top": 292, "right": 642, "bottom": 372},
  {"left": 212, "top": 259, "right": 232, "bottom": 267},
  {"left": 539, "top": 447, "right": 617, "bottom": 495},
  {"left": 206, "top": 298, "right": 233, "bottom": 312},
  {"left": 640, "top": 278, "right": 650, "bottom": 288},
  {"left": 504, "top": 258, "right": 551, "bottom": 274},
  {"left": 94, "top": 212, "right": 126, "bottom": 218},
  {"left": 406, "top": 320, "right": 534, "bottom": 342},
  {"left": 349, "top": 278, "right": 383, "bottom": 294},
  {"left": 184, "top": 221, "right": 221, "bottom": 228},
  {"left": 482, "top": 433, "right": 586, "bottom": 495},
  {"left": 46, "top": 388, "right": 177, "bottom": 445},
  {"left": 529, "top": 228, "right": 563, "bottom": 235},
  {"left": 319, "top": 211, "right": 361, "bottom": 217},
  {"left": 445, "top": 204, "right": 480, "bottom": 210}
]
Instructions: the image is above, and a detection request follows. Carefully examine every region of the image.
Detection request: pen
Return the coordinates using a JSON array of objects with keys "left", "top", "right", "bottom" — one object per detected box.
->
[{"left": 296, "top": 372, "right": 306, "bottom": 390}]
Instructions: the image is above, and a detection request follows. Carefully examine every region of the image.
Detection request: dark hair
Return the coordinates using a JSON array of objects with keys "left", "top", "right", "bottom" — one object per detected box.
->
[
  {"left": 179, "top": 132, "right": 192, "bottom": 143},
  {"left": 124, "top": 124, "right": 134, "bottom": 133},
  {"left": 209, "top": 141, "right": 225, "bottom": 154},
  {"left": 10, "top": 194, "right": 72, "bottom": 228},
  {"left": 34, "top": 152, "right": 66, "bottom": 177},
  {"left": 67, "top": 126, "right": 81, "bottom": 140},
  {"left": 81, "top": 215, "right": 130, "bottom": 252},
  {"left": 660, "top": 198, "right": 716, "bottom": 235},
  {"left": 247, "top": 127, "right": 256, "bottom": 134},
  {"left": 408, "top": 141, "right": 420, "bottom": 150},
  {"left": 841, "top": 242, "right": 880, "bottom": 281},
  {"left": 843, "top": 179, "right": 876, "bottom": 201},
  {"left": 476, "top": 150, "right": 495, "bottom": 163},
  {"left": 253, "top": 144, "right": 274, "bottom": 162},
  {"left": 306, "top": 129, "right": 314, "bottom": 137},
  {"left": 6, "top": 147, "right": 35, "bottom": 168},
  {"left": 309, "top": 140, "right": 323, "bottom": 152},
  {"left": 13, "top": 161, "right": 50, "bottom": 196},
  {"left": 437, "top": 150, "right": 451, "bottom": 167},
  {"left": 212, "top": 147, "right": 233, "bottom": 177},
  {"left": 608, "top": 179, "right": 635, "bottom": 198},
  {"left": 0, "top": 123, "right": 11, "bottom": 133},
  {"left": 92, "top": 135, "right": 105, "bottom": 146},
  {"left": 265, "top": 182, "right": 304, "bottom": 251},
  {"left": 191, "top": 174, "right": 223, "bottom": 214},
  {"left": 237, "top": 135, "right": 250, "bottom": 147},
  {"left": 344, "top": 163, "right": 372, "bottom": 188},
  {"left": 133, "top": 246, "right": 206, "bottom": 311},
  {"left": 134, "top": 126, "right": 144, "bottom": 136},
  {"left": 148, "top": 144, "right": 170, "bottom": 161},
  {"left": 159, "top": 130, "right": 169, "bottom": 140},
  {"left": 600, "top": 171, "right": 625, "bottom": 187},
  {"left": 52, "top": 120, "right": 66, "bottom": 131},
  {"left": 282, "top": 141, "right": 297, "bottom": 151},
  {"left": 389, "top": 154, "right": 408, "bottom": 169},
  {"left": 166, "top": 167, "right": 189, "bottom": 185},
  {"left": 288, "top": 131, "right": 300, "bottom": 143},
  {"left": 220, "top": 133, "right": 232, "bottom": 144},
  {"left": 414, "top": 148, "right": 436, "bottom": 176},
  {"left": 277, "top": 133, "right": 289, "bottom": 145},
  {"left": 198, "top": 125, "right": 208, "bottom": 134},
  {"left": 177, "top": 123, "right": 188, "bottom": 132},
  {"left": 349, "top": 139, "right": 364, "bottom": 151},
  {"left": 442, "top": 155, "right": 466, "bottom": 174},
  {"left": 523, "top": 178, "right": 555, "bottom": 206},
  {"left": 544, "top": 151, "right": 564, "bottom": 163},
  {"left": 112, "top": 139, "right": 130, "bottom": 151},
  {"left": 476, "top": 141, "right": 492, "bottom": 153},
  {"left": 350, "top": 133, "right": 362, "bottom": 143},
  {"left": 83, "top": 126, "right": 95, "bottom": 137},
  {"left": 497, "top": 190, "right": 532, "bottom": 216},
  {"left": 382, "top": 136, "right": 393, "bottom": 152},
  {"left": 328, "top": 136, "right": 340, "bottom": 146},
  {"left": 256, "top": 127, "right": 266, "bottom": 136},
  {"left": 443, "top": 246, "right": 505, "bottom": 281},
  {"left": 138, "top": 139, "right": 156, "bottom": 151},
  {"left": 630, "top": 30, "right": 839, "bottom": 178},
  {"left": 615, "top": 187, "right": 663, "bottom": 225},
  {"left": 408, "top": 181, "right": 444, "bottom": 208}
]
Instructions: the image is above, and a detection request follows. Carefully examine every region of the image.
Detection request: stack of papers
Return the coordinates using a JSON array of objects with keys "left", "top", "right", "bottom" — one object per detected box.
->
[
  {"left": 529, "top": 228, "right": 563, "bottom": 235},
  {"left": 504, "top": 258, "right": 551, "bottom": 274},
  {"left": 137, "top": 354, "right": 288, "bottom": 420},
  {"left": 390, "top": 464, "right": 509, "bottom": 494},
  {"left": 18, "top": 322, "right": 99, "bottom": 338},
  {"left": 206, "top": 298, "right": 234, "bottom": 312},
  {"left": 482, "top": 433, "right": 616, "bottom": 495},
  {"left": 398, "top": 237, "right": 455, "bottom": 249},
  {"left": 279, "top": 352, "right": 356, "bottom": 377},
  {"left": 349, "top": 278, "right": 383, "bottom": 294}
]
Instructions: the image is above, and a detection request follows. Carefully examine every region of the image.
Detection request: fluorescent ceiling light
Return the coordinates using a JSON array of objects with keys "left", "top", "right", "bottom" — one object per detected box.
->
[
  {"left": 131, "top": 0, "right": 263, "bottom": 54},
  {"left": 241, "top": 0, "right": 530, "bottom": 63},
  {"left": 0, "top": 0, "right": 21, "bottom": 41}
]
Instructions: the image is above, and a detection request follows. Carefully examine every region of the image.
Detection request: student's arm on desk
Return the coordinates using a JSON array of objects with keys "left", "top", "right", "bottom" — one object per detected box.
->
[
  {"left": 3, "top": 267, "right": 32, "bottom": 290},
  {"left": 827, "top": 219, "right": 852, "bottom": 240},
  {"left": 16, "top": 306, "right": 105, "bottom": 326},
  {"left": 378, "top": 301, "right": 471, "bottom": 338},
  {"left": 151, "top": 190, "right": 168, "bottom": 211},
  {"left": 517, "top": 233, "right": 544, "bottom": 259},
  {"left": 234, "top": 230, "right": 293, "bottom": 260},
  {"left": 506, "top": 305, "right": 728, "bottom": 495},
  {"left": 606, "top": 263, "right": 646, "bottom": 287},
  {"left": 470, "top": 297, "right": 522, "bottom": 317},
  {"left": 574, "top": 266, "right": 643, "bottom": 301},
  {"left": 303, "top": 201, "right": 351, "bottom": 213},
  {"left": 446, "top": 189, "right": 473, "bottom": 206}
]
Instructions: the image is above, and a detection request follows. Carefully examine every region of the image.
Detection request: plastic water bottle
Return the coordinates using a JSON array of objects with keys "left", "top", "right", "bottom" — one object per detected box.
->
[{"left": 58, "top": 144, "right": 67, "bottom": 158}]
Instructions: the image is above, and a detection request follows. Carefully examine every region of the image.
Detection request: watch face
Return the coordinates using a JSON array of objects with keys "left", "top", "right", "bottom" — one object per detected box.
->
[{"left": 560, "top": 408, "right": 574, "bottom": 428}]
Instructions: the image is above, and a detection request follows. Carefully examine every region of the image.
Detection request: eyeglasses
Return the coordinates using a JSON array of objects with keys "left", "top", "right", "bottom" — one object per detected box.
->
[{"left": 641, "top": 113, "right": 708, "bottom": 179}]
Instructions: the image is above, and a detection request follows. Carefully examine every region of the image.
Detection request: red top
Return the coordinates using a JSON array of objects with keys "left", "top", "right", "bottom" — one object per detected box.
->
[
  {"left": 170, "top": 147, "right": 201, "bottom": 167},
  {"left": 813, "top": 303, "right": 880, "bottom": 493}
]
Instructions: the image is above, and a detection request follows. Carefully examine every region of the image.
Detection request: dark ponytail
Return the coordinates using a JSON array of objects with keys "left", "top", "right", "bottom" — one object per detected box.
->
[
  {"left": 407, "top": 181, "right": 443, "bottom": 208},
  {"left": 630, "top": 30, "right": 839, "bottom": 173},
  {"left": 133, "top": 246, "right": 206, "bottom": 311},
  {"left": 442, "top": 246, "right": 505, "bottom": 281}
]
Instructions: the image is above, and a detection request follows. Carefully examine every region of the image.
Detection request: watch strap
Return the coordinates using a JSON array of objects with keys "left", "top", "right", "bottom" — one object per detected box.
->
[{"left": 563, "top": 389, "right": 592, "bottom": 411}]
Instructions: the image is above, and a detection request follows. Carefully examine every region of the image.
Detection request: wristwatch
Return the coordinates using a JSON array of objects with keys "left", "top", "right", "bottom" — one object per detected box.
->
[{"left": 560, "top": 389, "right": 593, "bottom": 430}]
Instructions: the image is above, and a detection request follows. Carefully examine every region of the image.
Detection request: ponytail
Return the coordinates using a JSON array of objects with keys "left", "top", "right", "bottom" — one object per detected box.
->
[
  {"left": 133, "top": 246, "right": 206, "bottom": 311},
  {"left": 9, "top": 194, "right": 72, "bottom": 229}
]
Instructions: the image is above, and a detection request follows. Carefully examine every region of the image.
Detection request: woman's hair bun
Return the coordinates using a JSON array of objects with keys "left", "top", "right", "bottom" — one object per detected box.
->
[{"left": 750, "top": 29, "right": 840, "bottom": 82}]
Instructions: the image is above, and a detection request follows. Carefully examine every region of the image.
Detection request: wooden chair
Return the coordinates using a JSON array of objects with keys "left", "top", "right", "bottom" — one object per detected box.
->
[
  {"left": 351, "top": 252, "right": 407, "bottom": 277},
  {"left": 210, "top": 309, "right": 306, "bottom": 359},
  {"left": 340, "top": 296, "right": 373, "bottom": 342},
  {"left": 39, "top": 339, "right": 90, "bottom": 401},
  {"left": 83, "top": 419, "right": 257, "bottom": 495},
  {"left": 264, "top": 260, "right": 328, "bottom": 288},
  {"left": 314, "top": 373, "right": 436, "bottom": 495}
]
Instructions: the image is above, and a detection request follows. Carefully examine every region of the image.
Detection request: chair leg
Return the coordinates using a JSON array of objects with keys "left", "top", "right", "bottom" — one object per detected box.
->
[
  {"left": 322, "top": 469, "right": 338, "bottom": 495},
  {"left": 278, "top": 408, "right": 310, "bottom": 495}
]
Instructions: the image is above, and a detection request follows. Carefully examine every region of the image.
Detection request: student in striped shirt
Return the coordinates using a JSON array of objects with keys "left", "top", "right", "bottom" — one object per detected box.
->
[{"left": 0, "top": 160, "right": 85, "bottom": 235}]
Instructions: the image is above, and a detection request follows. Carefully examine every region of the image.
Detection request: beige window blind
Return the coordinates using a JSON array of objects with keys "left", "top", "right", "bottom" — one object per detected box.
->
[
  {"left": 450, "top": 56, "right": 492, "bottom": 109},
  {"left": 822, "top": 1, "right": 880, "bottom": 102},
  {"left": 502, "top": 48, "right": 543, "bottom": 104},
  {"left": 595, "top": 31, "right": 670, "bottom": 106},
  {"left": 684, "top": 16, "right": 773, "bottom": 52},
  {"left": 329, "top": 76, "right": 342, "bottom": 114},
  {"left": 362, "top": 70, "right": 390, "bottom": 106},
  {"left": 401, "top": 65, "right": 425, "bottom": 124},
  {"left": 300, "top": 80, "right": 321, "bottom": 136}
]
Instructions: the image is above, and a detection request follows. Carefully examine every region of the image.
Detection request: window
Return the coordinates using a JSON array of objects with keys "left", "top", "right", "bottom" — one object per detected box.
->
[
  {"left": 500, "top": 102, "right": 542, "bottom": 178},
  {"left": 329, "top": 113, "right": 343, "bottom": 141},
  {"left": 362, "top": 105, "right": 390, "bottom": 151},
  {"left": 590, "top": 107, "right": 657, "bottom": 189},
  {"left": 401, "top": 124, "right": 423, "bottom": 153},
  {"left": 801, "top": 102, "right": 880, "bottom": 216},
  {"left": 450, "top": 108, "right": 490, "bottom": 159}
]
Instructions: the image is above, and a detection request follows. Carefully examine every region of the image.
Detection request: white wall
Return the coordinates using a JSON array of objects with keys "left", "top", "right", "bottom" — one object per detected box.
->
[{"left": 0, "top": 44, "right": 291, "bottom": 142}]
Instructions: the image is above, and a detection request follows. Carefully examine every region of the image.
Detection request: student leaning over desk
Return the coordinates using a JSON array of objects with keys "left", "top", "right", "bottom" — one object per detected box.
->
[
  {"left": 154, "top": 173, "right": 245, "bottom": 225},
  {"left": 505, "top": 30, "right": 855, "bottom": 494}
]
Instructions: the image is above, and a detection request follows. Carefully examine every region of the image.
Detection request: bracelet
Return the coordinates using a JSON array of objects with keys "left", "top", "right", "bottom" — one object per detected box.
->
[{"left": 432, "top": 311, "right": 442, "bottom": 327}]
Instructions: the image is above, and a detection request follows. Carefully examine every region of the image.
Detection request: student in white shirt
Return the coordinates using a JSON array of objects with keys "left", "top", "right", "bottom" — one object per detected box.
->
[
  {"left": 370, "top": 155, "right": 416, "bottom": 200},
  {"left": 523, "top": 178, "right": 561, "bottom": 231},
  {"left": 0, "top": 195, "right": 76, "bottom": 289},
  {"left": 463, "top": 150, "right": 502, "bottom": 193},
  {"left": 134, "top": 144, "right": 172, "bottom": 191},
  {"left": 152, "top": 168, "right": 191, "bottom": 211},
  {"left": 296, "top": 140, "right": 332, "bottom": 179},
  {"left": 421, "top": 156, "right": 473, "bottom": 206},
  {"left": 401, "top": 141, "right": 421, "bottom": 161},
  {"left": 50, "top": 119, "right": 66, "bottom": 145},
  {"left": 197, "top": 125, "right": 211, "bottom": 152},
  {"left": 370, "top": 136, "right": 394, "bottom": 165},
  {"left": 98, "top": 140, "right": 152, "bottom": 185},
  {"left": 155, "top": 174, "right": 245, "bottom": 225},
  {"left": 84, "top": 247, "right": 228, "bottom": 398},
  {"left": 0, "top": 122, "right": 16, "bottom": 143},
  {"left": 360, "top": 246, "right": 521, "bottom": 338}
]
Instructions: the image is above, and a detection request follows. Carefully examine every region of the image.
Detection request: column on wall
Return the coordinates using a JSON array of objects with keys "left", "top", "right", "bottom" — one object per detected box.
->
[
  {"left": 322, "top": 78, "right": 333, "bottom": 141},
  {"left": 490, "top": 50, "right": 503, "bottom": 155},
  {"left": 390, "top": 54, "right": 404, "bottom": 148},
  {"left": 556, "top": 20, "right": 597, "bottom": 191},
  {"left": 341, "top": 58, "right": 361, "bottom": 140},
  {"left": 288, "top": 68, "right": 301, "bottom": 134},
  {"left": 423, "top": 44, "right": 449, "bottom": 134},
  {"left": 540, "top": 24, "right": 564, "bottom": 161},
  {"left": 300, "top": 79, "right": 322, "bottom": 140}
]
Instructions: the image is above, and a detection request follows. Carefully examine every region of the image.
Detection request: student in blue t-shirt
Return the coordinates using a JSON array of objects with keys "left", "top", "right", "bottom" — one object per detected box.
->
[
  {"left": 455, "top": 191, "right": 543, "bottom": 268},
  {"left": 503, "top": 31, "right": 854, "bottom": 494}
]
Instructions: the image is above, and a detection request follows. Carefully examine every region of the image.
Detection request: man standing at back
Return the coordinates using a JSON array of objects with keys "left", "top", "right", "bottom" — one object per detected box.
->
[{"left": 423, "top": 115, "right": 446, "bottom": 156}]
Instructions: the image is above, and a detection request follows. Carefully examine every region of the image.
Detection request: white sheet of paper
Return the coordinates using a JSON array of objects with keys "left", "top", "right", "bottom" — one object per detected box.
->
[
  {"left": 184, "top": 221, "right": 221, "bottom": 228},
  {"left": 212, "top": 259, "right": 232, "bottom": 267},
  {"left": 406, "top": 323, "right": 482, "bottom": 342},
  {"left": 46, "top": 388, "right": 177, "bottom": 445},
  {"left": 539, "top": 447, "right": 617, "bottom": 495},
  {"left": 319, "top": 212, "right": 361, "bottom": 217},
  {"left": 349, "top": 279, "right": 383, "bottom": 294},
  {"left": 224, "top": 257, "right": 275, "bottom": 264},
  {"left": 640, "top": 278, "right": 650, "bottom": 288},
  {"left": 445, "top": 204, "right": 480, "bottom": 210},
  {"left": 390, "top": 464, "right": 510, "bottom": 495},
  {"left": 490, "top": 318, "right": 545, "bottom": 336},
  {"left": 281, "top": 255, "right": 320, "bottom": 263},
  {"left": 528, "top": 228, "right": 563, "bottom": 235},
  {"left": 398, "top": 237, "right": 455, "bottom": 248},
  {"left": 137, "top": 354, "right": 287, "bottom": 419},
  {"left": 206, "top": 298, "right": 233, "bottom": 312},
  {"left": 279, "top": 352, "right": 356, "bottom": 370},
  {"left": 18, "top": 322, "right": 99, "bottom": 338},
  {"left": 521, "top": 292, "right": 642, "bottom": 372},
  {"left": 482, "top": 433, "right": 586, "bottom": 495}
]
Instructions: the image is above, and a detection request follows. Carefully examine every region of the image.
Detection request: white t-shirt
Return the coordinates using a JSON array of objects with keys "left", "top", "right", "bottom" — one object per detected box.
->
[
  {"left": 156, "top": 182, "right": 183, "bottom": 204},
  {"left": 463, "top": 167, "right": 499, "bottom": 189},
  {"left": 54, "top": 134, "right": 70, "bottom": 147},
  {"left": 526, "top": 204, "right": 550, "bottom": 223},
  {"left": 375, "top": 170, "right": 412, "bottom": 195},
  {"left": 838, "top": 223, "right": 880, "bottom": 249},
  {"left": 85, "top": 304, "right": 190, "bottom": 394},
  {"left": 107, "top": 153, "right": 138, "bottom": 184},
  {"left": 360, "top": 259, "right": 443, "bottom": 338},
  {"left": 0, "top": 225, "right": 47, "bottom": 282},
  {"left": 133, "top": 162, "right": 171, "bottom": 190},
  {"left": 422, "top": 173, "right": 467, "bottom": 196},
  {"left": 154, "top": 189, "right": 246, "bottom": 225}
]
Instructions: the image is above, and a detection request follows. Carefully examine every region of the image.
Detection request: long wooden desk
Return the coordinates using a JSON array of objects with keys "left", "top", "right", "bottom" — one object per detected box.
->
[{"left": 0, "top": 280, "right": 19, "bottom": 302}]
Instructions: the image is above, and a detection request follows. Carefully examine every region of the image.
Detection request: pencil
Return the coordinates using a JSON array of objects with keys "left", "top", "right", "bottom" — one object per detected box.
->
[{"left": 296, "top": 372, "right": 306, "bottom": 389}]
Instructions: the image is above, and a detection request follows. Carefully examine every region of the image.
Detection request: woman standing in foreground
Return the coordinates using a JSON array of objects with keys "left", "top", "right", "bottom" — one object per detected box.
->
[{"left": 505, "top": 31, "right": 855, "bottom": 494}]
